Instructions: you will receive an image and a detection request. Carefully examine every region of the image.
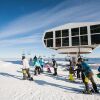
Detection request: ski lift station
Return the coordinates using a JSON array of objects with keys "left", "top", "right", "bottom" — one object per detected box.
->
[{"left": 43, "top": 22, "right": 100, "bottom": 55}]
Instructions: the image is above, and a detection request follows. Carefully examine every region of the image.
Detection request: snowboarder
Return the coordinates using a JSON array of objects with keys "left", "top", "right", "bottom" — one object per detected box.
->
[
  {"left": 39, "top": 57, "right": 44, "bottom": 72},
  {"left": 76, "top": 63, "right": 82, "bottom": 79},
  {"left": 68, "top": 60, "right": 75, "bottom": 81},
  {"left": 78, "top": 58, "right": 99, "bottom": 93},
  {"left": 33, "top": 58, "right": 41, "bottom": 75},
  {"left": 22, "top": 56, "right": 33, "bottom": 80},
  {"left": 52, "top": 59, "right": 58, "bottom": 76}
]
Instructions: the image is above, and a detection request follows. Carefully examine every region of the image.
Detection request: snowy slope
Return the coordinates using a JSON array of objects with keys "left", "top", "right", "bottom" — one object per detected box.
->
[{"left": 0, "top": 61, "right": 100, "bottom": 100}]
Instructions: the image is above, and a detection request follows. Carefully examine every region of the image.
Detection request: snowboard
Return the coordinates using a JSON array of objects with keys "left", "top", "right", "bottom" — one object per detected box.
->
[
  {"left": 22, "top": 77, "right": 34, "bottom": 81},
  {"left": 81, "top": 90, "right": 92, "bottom": 94},
  {"left": 28, "top": 77, "right": 34, "bottom": 81}
]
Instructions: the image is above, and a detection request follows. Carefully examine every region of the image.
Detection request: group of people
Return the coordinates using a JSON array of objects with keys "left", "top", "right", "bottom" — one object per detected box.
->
[
  {"left": 21, "top": 55, "right": 99, "bottom": 94},
  {"left": 68, "top": 57, "right": 99, "bottom": 94},
  {"left": 33, "top": 56, "right": 44, "bottom": 75},
  {"left": 22, "top": 56, "right": 45, "bottom": 79},
  {"left": 21, "top": 56, "right": 58, "bottom": 80},
  {"left": 45, "top": 59, "right": 58, "bottom": 75}
]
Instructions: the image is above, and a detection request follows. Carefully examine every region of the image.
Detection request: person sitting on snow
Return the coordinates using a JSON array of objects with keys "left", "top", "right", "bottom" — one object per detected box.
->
[{"left": 45, "top": 63, "right": 51, "bottom": 73}]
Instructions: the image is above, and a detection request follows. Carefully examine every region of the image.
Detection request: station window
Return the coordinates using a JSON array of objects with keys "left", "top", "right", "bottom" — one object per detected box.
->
[
  {"left": 80, "top": 26, "right": 87, "bottom": 35},
  {"left": 90, "top": 24, "right": 100, "bottom": 34},
  {"left": 71, "top": 28, "right": 79, "bottom": 36},
  {"left": 91, "top": 34, "right": 100, "bottom": 44},
  {"left": 55, "top": 30, "right": 61, "bottom": 38},
  {"left": 80, "top": 36, "right": 88, "bottom": 45},
  {"left": 44, "top": 31, "right": 53, "bottom": 39},
  {"left": 62, "top": 38, "right": 69, "bottom": 46},
  {"left": 72, "top": 36, "right": 79, "bottom": 46},
  {"left": 62, "top": 29, "right": 69, "bottom": 37},
  {"left": 56, "top": 38, "right": 61, "bottom": 47},
  {"left": 47, "top": 39, "right": 53, "bottom": 47}
]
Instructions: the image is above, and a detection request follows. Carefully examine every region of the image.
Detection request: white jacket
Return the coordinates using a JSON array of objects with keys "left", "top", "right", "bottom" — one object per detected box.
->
[{"left": 22, "top": 59, "right": 30, "bottom": 69}]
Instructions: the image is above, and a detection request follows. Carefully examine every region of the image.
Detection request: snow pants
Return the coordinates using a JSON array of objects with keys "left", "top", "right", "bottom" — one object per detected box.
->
[
  {"left": 53, "top": 68, "right": 57, "bottom": 75},
  {"left": 82, "top": 73, "right": 98, "bottom": 92},
  {"left": 77, "top": 69, "right": 81, "bottom": 79},
  {"left": 34, "top": 66, "right": 41, "bottom": 75},
  {"left": 22, "top": 68, "right": 31, "bottom": 79}
]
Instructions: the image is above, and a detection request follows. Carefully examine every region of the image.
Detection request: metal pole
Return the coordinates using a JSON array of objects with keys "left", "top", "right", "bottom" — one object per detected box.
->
[{"left": 78, "top": 27, "right": 81, "bottom": 58}]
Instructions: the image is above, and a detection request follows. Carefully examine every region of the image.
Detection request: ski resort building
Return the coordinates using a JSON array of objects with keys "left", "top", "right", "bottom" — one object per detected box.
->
[{"left": 43, "top": 22, "right": 100, "bottom": 54}]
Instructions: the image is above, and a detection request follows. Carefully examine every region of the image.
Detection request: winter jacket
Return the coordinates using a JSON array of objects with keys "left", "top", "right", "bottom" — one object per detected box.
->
[
  {"left": 39, "top": 58, "right": 44, "bottom": 66},
  {"left": 22, "top": 59, "right": 30, "bottom": 69},
  {"left": 52, "top": 60, "right": 58, "bottom": 68},
  {"left": 34, "top": 60, "right": 41, "bottom": 67},
  {"left": 81, "top": 62, "right": 93, "bottom": 77},
  {"left": 69, "top": 66, "right": 74, "bottom": 74}
]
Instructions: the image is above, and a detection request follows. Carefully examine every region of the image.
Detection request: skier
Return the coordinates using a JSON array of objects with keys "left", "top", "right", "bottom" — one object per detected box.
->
[
  {"left": 22, "top": 56, "right": 33, "bottom": 80},
  {"left": 52, "top": 59, "right": 58, "bottom": 76},
  {"left": 78, "top": 58, "right": 99, "bottom": 93}
]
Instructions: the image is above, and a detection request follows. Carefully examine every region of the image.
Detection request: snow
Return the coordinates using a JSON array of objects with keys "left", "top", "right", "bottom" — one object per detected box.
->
[{"left": 0, "top": 61, "right": 100, "bottom": 100}]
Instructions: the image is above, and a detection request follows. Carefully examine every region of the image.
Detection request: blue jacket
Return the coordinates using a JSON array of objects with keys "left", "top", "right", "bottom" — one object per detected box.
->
[
  {"left": 39, "top": 58, "right": 44, "bottom": 66},
  {"left": 32, "top": 59, "right": 37, "bottom": 66},
  {"left": 33, "top": 59, "right": 41, "bottom": 67},
  {"left": 35, "top": 60, "right": 41, "bottom": 67},
  {"left": 81, "top": 62, "right": 92, "bottom": 76}
]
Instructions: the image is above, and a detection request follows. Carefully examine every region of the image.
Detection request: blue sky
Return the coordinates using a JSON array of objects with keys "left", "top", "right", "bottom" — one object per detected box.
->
[{"left": 0, "top": 0, "right": 100, "bottom": 58}]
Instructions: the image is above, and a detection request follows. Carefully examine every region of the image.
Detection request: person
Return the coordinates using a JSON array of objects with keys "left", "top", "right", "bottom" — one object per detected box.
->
[
  {"left": 45, "top": 63, "right": 51, "bottom": 73},
  {"left": 22, "top": 56, "right": 31, "bottom": 80},
  {"left": 39, "top": 57, "right": 44, "bottom": 72},
  {"left": 33, "top": 58, "right": 41, "bottom": 75},
  {"left": 33, "top": 56, "right": 37, "bottom": 65},
  {"left": 52, "top": 59, "right": 58, "bottom": 76},
  {"left": 68, "top": 60, "right": 75, "bottom": 81},
  {"left": 76, "top": 63, "right": 82, "bottom": 79},
  {"left": 78, "top": 58, "right": 99, "bottom": 93}
]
